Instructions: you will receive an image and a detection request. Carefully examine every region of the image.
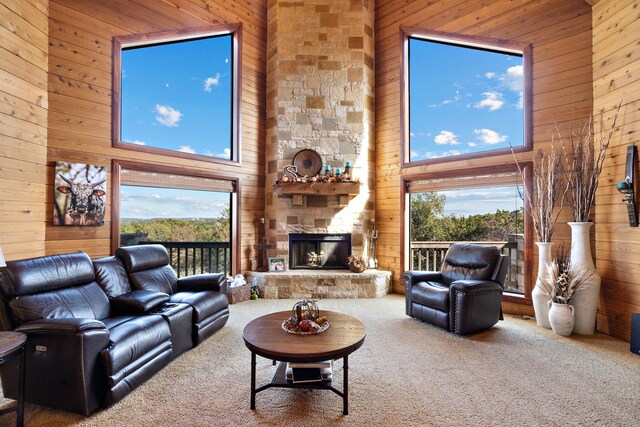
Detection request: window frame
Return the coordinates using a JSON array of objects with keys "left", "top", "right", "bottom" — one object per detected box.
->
[
  {"left": 111, "top": 159, "right": 241, "bottom": 276},
  {"left": 401, "top": 163, "right": 534, "bottom": 303},
  {"left": 112, "top": 24, "right": 242, "bottom": 166},
  {"left": 400, "top": 27, "right": 532, "bottom": 167}
]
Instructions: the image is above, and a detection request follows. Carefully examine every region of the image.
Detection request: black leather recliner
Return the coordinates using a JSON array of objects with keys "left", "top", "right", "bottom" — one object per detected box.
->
[
  {"left": 404, "top": 243, "right": 509, "bottom": 335},
  {"left": 116, "top": 245, "right": 230, "bottom": 346}
]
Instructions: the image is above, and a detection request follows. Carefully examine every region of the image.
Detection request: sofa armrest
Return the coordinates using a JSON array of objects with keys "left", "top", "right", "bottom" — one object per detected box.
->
[
  {"left": 177, "top": 273, "right": 227, "bottom": 293},
  {"left": 449, "top": 279, "right": 503, "bottom": 294},
  {"left": 110, "top": 290, "right": 170, "bottom": 315},
  {"left": 6, "top": 318, "right": 110, "bottom": 414},
  {"left": 403, "top": 271, "right": 444, "bottom": 316},
  {"left": 15, "top": 318, "right": 107, "bottom": 334}
]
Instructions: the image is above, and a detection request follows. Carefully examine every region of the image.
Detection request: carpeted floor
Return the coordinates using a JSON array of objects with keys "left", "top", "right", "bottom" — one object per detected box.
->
[{"left": 1, "top": 294, "right": 639, "bottom": 426}]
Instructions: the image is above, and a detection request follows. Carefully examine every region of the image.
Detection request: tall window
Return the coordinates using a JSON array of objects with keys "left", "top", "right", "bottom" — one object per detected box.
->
[
  {"left": 113, "top": 25, "right": 241, "bottom": 164},
  {"left": 402, "top": 30, "right": 531, "bottom": 165},
  {"left": 112, "top": 161, "right": 240, "bottom": 277}
]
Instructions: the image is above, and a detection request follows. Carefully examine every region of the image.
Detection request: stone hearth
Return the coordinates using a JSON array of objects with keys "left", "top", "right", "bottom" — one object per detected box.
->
[{"left": 246, "top": 270, "right": 391, "bottom": 299}]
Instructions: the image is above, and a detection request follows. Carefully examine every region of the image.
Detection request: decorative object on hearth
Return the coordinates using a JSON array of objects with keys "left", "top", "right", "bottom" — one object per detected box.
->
[
  {"left": 250, "top": 285, "right": 259, "bottom": 300},
  {"left": 539, "top": 246, "right": 591, "bottom": 336},
  {"left": 292, "top": 149, "right": 323, "bottom": 177},
  {"left": 268, "top": 257, "right": 286, "bottom": 272},
  {"left": 347, "top": 254, "right": 367, "bottom": 273},
  {"left": 560, "top": 100, "right": 621, "bottom": 334},
  {"left": 282, "top": 299, "right": 330, "bottom": 335}
]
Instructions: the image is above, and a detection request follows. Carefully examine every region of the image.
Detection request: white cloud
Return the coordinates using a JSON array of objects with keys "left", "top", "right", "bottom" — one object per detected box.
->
[
  {"left": 410, "top": 150, "right": 419, "bottom": 159},
  {"left": 178, "top": 146, "right": 196, "bottom": 154},
  {"left": 485, "top": 72, "right": 496, "bottom": 78},
  {"left": 425, "top": 149, "right": 462, "bottom": 159},
  {"left": 129, "top": 140, "right": 146, "bottom": 146},
  {"left": 434, "top": 130, "right": 460, "bottom": 145},
  {"left": 467, "top": 142, "right": 477, "bottom": 147},
  {"left": 474, "top": 128, "right": 508, "bottom": 145},
  {"left": 410, "top": 132, "right": 415, "bottom": 138},
  {"left": 204, "top": 73, "right": 221, "bottom": 92},
  {"left": 475, "top": 92, "right": 504, "bottom": 111},
  {"left": 155, "top": 104, "right": 182, "bottom": 127},
  {"left": 500, "top": 65, "right": 524, "bottom": 92}
]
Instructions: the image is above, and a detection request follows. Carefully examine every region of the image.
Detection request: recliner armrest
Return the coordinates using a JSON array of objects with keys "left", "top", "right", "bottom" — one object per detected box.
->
[
  {"left": 15, "top": 318, "right": 107, "bottom": 333},
  {"left": 449, "top": 279, "right": 503, "bottom": 295},
  {"left": 177, "top": 273, "right": 227, "bottom": 293},
  {"left": 110, "top": 290, "right": 170, "bottom": 314},
  {"left": 403, "top": 271, "right": 444, "bottom": 285}
]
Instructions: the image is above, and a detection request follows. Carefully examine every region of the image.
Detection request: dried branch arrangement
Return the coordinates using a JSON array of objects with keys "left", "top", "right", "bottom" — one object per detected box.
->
[
  {"left": 560, "top": 100, "right": 623, "bottom": 222},
  {"left": 513, "top": 143, "right": 566, "bottom": 243},
  {"left": 539, "top": 245, "right": 591, "bottom": 304}
]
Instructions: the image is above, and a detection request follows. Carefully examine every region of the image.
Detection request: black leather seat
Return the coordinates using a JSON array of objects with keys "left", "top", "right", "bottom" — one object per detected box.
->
[
  {"left": 404, "top": 243, "right": 509, "bottom": 335},
  {"left": 116, "top": 245, "right": 230, "bottom": 345}
]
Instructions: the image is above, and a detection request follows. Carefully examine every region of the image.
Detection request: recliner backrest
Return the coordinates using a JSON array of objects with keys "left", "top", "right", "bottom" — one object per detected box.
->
[
  {"left": 0, "top": 252, "right": 111, "bottom": 326},
  {"left": 93, "top": 256, "right": 132, "bottom": 298},
  {"left": 116, "top": 245, "right": 179, "bottom": 294},
  {"left": 441, "top": 243, "right": 502, "bottom": 285}
]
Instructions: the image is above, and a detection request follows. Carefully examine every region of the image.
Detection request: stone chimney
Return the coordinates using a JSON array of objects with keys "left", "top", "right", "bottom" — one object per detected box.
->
[{"left": 264, "top": 0, "right": 375, "bottom": 264}]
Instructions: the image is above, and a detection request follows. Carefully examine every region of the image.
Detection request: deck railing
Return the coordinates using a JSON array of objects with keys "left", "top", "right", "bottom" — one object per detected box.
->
[
  {"left": 142, "top": 241, "right": 232, "bottom": 278},
  {"left": 410, "top": 240, "right": 522, "bottom": 294}
]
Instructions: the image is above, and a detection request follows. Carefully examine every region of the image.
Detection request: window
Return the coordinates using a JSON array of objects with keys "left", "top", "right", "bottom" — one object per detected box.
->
[
  {"left": 112, "top": 160, "right": 240, "bottom": 277},
  {"left": 401, "top": 29, "right": 531, "bottom": 165},
  {"left": 403, "top": 166, "right": 532, "bottom": 298},
  {"left": 113, "top": 25, "right": 241, "bottom": 164}
]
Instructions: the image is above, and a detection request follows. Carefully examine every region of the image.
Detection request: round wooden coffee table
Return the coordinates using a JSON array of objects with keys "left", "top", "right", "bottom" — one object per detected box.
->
[{"left": 243, "top": 310, "right": 366, "bottom": 415}]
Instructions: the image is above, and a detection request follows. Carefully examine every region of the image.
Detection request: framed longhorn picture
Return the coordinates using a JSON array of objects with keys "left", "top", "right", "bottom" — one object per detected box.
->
[{"left": 53, "top": 161, "right": 107, "bottom": 226}]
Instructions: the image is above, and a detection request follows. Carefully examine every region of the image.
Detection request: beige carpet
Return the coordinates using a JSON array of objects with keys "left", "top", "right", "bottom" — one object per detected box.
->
[{"left": 1, "top": 294, "right": 639, "bottom": 426}]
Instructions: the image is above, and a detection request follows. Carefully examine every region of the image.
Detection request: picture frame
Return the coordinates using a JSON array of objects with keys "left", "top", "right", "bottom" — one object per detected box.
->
[
  {"left": 53, "top": 161, "right": 107, "bottom": 226},
  {"left": 268, "top": 257, "right": 287, "bottom": 272}
]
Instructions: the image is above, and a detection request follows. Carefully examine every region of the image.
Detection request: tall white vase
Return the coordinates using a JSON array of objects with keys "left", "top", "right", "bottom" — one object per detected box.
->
[
  {"left": 532, "top": 242, "right": 553, "bottom": 328},
  {"left": 568, "top": 222, "right": 601, "bottom": 335}
]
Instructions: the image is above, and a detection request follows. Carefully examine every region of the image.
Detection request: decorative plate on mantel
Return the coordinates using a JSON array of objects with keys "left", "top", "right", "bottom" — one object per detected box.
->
[{"left": 292, "top": 149, "right": 323, "bottom": 176}]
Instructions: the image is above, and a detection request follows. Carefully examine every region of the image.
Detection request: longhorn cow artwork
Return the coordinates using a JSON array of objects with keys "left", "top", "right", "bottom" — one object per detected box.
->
[{"left": 54, "top": 162, "right": 107, "bottom": 226}]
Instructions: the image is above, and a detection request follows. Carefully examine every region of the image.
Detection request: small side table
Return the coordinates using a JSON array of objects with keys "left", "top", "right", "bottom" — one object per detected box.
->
[{"left": 0, "top": 332, "right": 26, "bottom": 427}]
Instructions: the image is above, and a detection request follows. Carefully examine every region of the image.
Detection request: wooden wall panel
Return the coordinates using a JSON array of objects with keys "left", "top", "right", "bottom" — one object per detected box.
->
[
  {"left": 592, "top": 0, "right": 640, "bottom": 341},
  {"left": 0, "top": 0, "right": 48, "bottom": 260},
  {"left": 46, "top": 0, "right": 267, "bottom": 272},
  {"left": 374, "top": 1, "right": 593, "bottom": 307}
]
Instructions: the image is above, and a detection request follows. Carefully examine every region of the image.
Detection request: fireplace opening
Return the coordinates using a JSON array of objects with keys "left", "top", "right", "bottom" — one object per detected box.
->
[{"left": 289, "top": 233, "right": 351, "bottom": 270}]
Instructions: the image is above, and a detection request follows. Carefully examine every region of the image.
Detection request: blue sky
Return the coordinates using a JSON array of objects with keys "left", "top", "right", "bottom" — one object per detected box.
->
[
  {"left": 409, "top": 38, "right": 524, "bottom": 160},
  {"left": 120, "top": 186, "right": 229, "bottom": 219},
  {"left": 437, "top": 186, "right": 523, "bottom": 217},
  {"left": 121, "top": 35, "right": 232, "bottom": 159}
]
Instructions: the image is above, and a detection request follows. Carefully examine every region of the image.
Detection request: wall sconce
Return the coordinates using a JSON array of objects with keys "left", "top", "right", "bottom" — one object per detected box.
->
[{"left": 617, "top": 145, "right": 638, "bottom": 227}]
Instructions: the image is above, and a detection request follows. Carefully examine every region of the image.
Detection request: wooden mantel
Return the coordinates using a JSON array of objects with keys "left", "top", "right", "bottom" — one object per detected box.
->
[{"left": 275, "top": 182, "right": 360, "bottom": 196}]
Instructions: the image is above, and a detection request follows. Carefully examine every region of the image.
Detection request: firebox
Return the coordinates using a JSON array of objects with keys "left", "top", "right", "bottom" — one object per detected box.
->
[{"left": 288, "top": 233, "right": 351, "bottom": 270}]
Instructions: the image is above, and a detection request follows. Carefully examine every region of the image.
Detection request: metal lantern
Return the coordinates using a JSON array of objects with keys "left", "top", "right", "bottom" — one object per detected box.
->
[{"left": 291, "top": 299, "right": 320, "bottom": 322}]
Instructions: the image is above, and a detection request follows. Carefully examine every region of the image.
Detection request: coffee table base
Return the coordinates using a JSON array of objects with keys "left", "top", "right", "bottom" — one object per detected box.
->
[{"left": 250, "top": 352, "right": 350, "bottom": 415}]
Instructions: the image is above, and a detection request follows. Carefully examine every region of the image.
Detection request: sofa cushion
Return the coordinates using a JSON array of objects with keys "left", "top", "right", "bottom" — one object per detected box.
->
[
  {"left": 441, "top": 243, "right": 500, "bottom": 284},
  {"left": 93, "top": 256, "right": 132, "bottom": 298},
  {"left": 2, "top": 252, "right": 95, "bottom": 298},
  {"left": 101, "top": 314, "right": 171, "bottom": 380},
  {"left": 170, "top": 291, "right": 228, "bottom": 322},
  {"left": 128, "top": 266, "right": 179, "bottom": 295},
  {"left": 116, "top": 245, "right": 170, "bottom": 273},
  {"left": 9, "top": 281, "right": 110, "bottom": 324},
  {"left": 410, "top": 281, "right": 449, "bottom": 311}
]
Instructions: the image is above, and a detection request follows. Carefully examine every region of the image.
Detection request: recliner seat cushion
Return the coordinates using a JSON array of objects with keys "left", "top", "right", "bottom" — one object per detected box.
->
[
  {"left": 169, "top": 291, "right": 228, "bottom": 322},
  {"left": 101, "top": 314, "right": 171, "bottom": 383},
  {"left": 410, "top": 281, "right": 449, "bottom": 311},
  {"left": 9, "top": 281, "right": 110, "bottom": 324}
]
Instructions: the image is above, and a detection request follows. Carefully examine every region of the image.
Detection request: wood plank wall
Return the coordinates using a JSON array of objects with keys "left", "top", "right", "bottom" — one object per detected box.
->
[
  {"left": 0, "top": 0, "right": 49, "bottom": 260},
  {"left": 592, "top": 0, "right": 640, "bottom": 341},
  {"left": 45, "top": 0, "right": 267, "bottom": 263},
  {"left": 374, "top": 0, "right": 593, "bottom": 308}
]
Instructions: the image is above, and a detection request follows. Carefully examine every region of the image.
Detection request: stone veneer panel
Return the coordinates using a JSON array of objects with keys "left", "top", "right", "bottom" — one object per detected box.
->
[
  {"left": 246, "top": 270, "right": 391, "bottom": 299},
  {"left": 265, "top": 0, "right": 375, "bottom": 263}
]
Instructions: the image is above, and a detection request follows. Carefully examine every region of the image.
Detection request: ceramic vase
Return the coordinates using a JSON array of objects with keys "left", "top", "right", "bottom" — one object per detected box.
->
[
  {"left": 548, "top": 301, "right": 575, "bottom": 336},
  {"left": 568, "top": 222, "right": 601, "bottom": 335},
  {"left": 532, "top": 242, "right": 553, "bottom": 328}
]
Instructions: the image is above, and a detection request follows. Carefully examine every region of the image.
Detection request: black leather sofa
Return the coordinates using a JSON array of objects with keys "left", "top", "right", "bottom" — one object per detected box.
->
[
  {"left": 0, "top": 245, "right": 229, "bottom": 415},
  {"left": 404, "top": 243, "right": 509, "bottom": 335}
]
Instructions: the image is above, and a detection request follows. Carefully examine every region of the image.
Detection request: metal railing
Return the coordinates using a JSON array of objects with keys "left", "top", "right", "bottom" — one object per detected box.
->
[
  {"left": 410, "top": 240, "right": 522, "bottom": 294},
  {"left": 142, "top": 241, "right": 232, "bottom": 278}
]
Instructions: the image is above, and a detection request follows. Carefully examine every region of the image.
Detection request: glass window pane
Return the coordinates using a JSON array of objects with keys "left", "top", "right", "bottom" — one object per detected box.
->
[
  {"left": 121, "top": 35, "right": 232, "bottom": 159},
  {"left": 409, "top": 38, "right": 524, "bottom": 162}
]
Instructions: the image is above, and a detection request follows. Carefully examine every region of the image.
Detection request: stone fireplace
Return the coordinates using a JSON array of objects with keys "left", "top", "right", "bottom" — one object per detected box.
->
[{"left": 264, "top": 0, "right": 376, "bottom": 264}]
